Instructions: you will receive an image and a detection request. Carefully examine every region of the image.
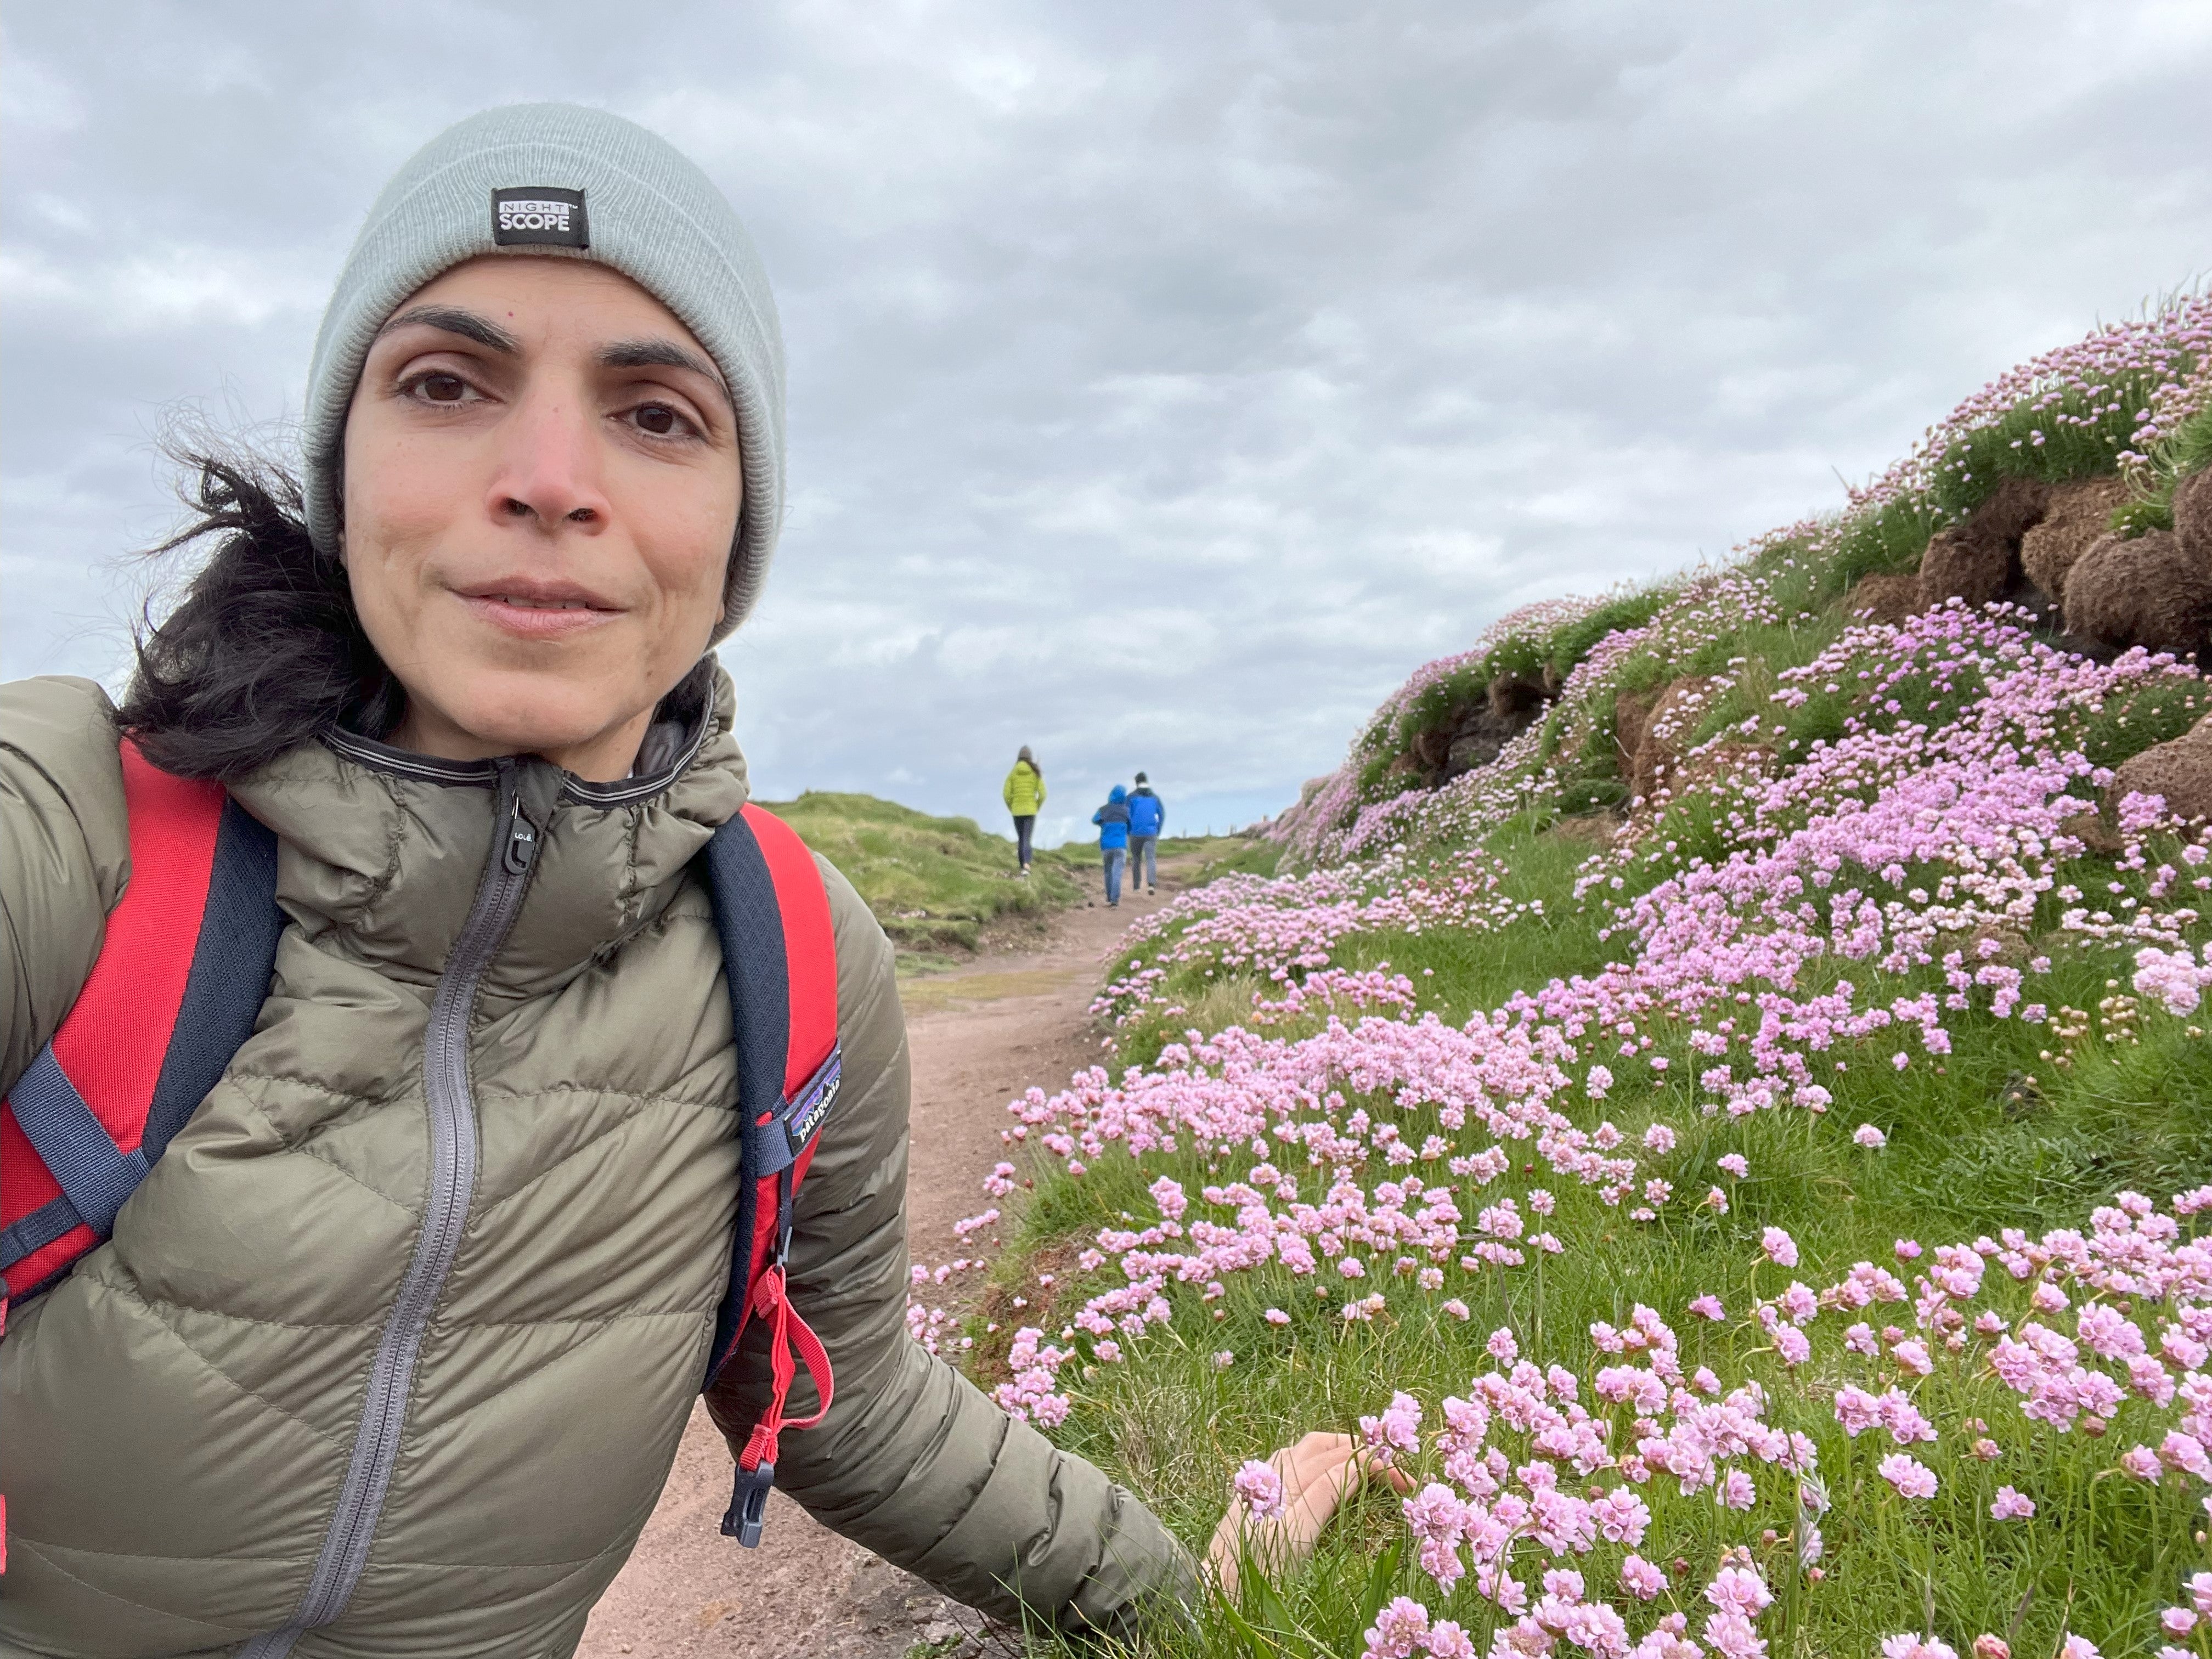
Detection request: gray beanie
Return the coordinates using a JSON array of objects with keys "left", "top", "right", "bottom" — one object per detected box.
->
[{"left": 301, "top": 103, "right": 784, "bottom": 642}]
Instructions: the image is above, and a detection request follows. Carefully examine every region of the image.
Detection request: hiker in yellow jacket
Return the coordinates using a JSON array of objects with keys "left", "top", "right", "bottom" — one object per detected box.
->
[{"left": 1002, "top": 746, "right": 1046, "bottom": 874}]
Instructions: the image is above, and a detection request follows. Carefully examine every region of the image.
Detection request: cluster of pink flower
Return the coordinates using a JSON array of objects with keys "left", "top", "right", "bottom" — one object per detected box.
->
[
  {"left": 1306, "top": 1193, "right": 2207, "bottom": 1655},
  {"left": 1095, "top": 849, "right": 1538, "bottom": 1027}
]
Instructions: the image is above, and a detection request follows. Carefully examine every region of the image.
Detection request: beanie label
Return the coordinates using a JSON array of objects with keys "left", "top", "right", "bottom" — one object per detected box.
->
[{"left": 492, "top": 187, "right": 589, "bottom": 249}]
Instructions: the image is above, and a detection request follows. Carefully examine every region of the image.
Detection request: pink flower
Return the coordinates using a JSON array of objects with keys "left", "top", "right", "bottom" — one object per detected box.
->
[
  {"left": 1263, "top": 1307, "right": 1290, "bottom": 1326},
  {"left": 1988, "top": 1486, "right": 2034, "bottom": 1520},
  {"left": 1853, "top": 1124, "right": 1888, "bottom": 1149},
  {"left": 1877, "top": 1454, "right": 1938, "bottom": 1499},
  {"left": 1705, "top": 1565, "right": 1774, "bottom": 1617},
  {"left": 1719, "top": 1154, "right": 1751, "bottom": 1179},
  {"left": 1881, "top": 1640, "right": 1960, "bottom": 1659},
  {"left": 1703, "top": 1611, "right": 1769, "bottom": 1658},
  {"left": 1487, "top": 1327, "right": 1520, "bottom": 1363},
  {"left": 1621, "top": 1554, "right": 1667, "bottom": 1600},
  {"left": 1761, "top": 1228, "right": 1799, "bottom": 1268},
  {"left": 1364, "top": 1595, "right": 1431, "bottom": 1659},
  {"left": 1234, "top": 1459, "right": 1285, "bottom": 1520},
  {"left": 1690, "top": 1294, "right": 1726, "bottom": 1321},
  {"left": 2119, "top": 1445, "right": 2164, "bottom": 1481}
]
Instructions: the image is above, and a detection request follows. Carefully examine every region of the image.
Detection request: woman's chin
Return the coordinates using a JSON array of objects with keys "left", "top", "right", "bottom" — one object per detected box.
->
[{"left": 413, "top": 672, "right": 647, "bottom": 767}]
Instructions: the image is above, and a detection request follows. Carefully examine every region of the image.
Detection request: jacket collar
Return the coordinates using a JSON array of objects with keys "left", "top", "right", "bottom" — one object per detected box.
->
[{"left": 229, "top": 666, "right": 750, "bottom": 1000}]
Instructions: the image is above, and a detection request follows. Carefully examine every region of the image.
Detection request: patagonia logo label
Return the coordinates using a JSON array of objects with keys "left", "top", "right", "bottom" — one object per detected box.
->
[
  {"left": 492, "top": 187, "right": 589, "bottom": 249},
  {"left": 788, "top": 1052, "right": 843, "bottom": 1146}
]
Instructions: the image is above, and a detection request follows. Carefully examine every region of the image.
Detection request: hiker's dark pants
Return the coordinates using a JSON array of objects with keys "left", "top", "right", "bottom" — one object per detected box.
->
[
  {"left": 1102, "top": 847, "right": 1126, "bottom": 904},
  {"left": 1128, "top": 834, "right": 1158, "bottom": 888},
  {"left": 1014, "top": 815, "right": 1035, "bottom": 867}
]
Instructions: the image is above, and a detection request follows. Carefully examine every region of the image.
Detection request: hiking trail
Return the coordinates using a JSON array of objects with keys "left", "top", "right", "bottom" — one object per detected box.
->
[{"left": 577, "top": 854, "right": 1199, "bottom": 1658}]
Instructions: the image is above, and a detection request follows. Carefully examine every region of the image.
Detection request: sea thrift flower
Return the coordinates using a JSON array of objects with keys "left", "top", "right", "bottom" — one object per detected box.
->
[
  {"left": 1988, "top": 1486, "right": 2034, "bottom": 1519},
  {"left": 1761, "top": 1228, "right": 1799, "bottom": 1268},
  {"left": 1853, "top": 1124, "right": 1888, "bottom": 1149},
  {"left": 1878, "top": 1454, "right": 1938, "bottom": 1499},
  {"left": 1621, "top": 1554, "right": 1666, "bottom": 1600},
  {"left": 1234, "top": 1459, "right": 1285, "bottom": 1520},
  {"left": 1364, "top": 1595, "right": 1430, "bottom": 1658}
]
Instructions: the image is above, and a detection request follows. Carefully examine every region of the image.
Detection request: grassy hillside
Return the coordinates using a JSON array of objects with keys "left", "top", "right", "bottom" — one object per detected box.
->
[
  {"left": 755, "top": 791, "right": 1093, "bottom": 959},
  {"left": 917, "top": 295, "right": 2212, "bottom": 1658}
]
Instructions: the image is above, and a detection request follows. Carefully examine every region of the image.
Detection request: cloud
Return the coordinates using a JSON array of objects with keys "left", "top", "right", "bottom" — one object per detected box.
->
[{"left": 4, "top": 1, "right": 2209, "bottom": 848}]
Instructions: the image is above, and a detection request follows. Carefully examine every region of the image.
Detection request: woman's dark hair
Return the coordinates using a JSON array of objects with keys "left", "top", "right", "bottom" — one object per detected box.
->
[
  {"left": 119, "top": 441, "right": 714, "bottom": 782},
  {"left": 119, "top": 445, "right": 404, "bottom": 781}
]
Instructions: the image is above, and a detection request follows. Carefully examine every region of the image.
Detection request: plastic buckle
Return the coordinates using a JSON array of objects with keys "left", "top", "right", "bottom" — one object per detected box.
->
[{"left": 721, "top": 1459, "right": 776, "bottom": 1547}]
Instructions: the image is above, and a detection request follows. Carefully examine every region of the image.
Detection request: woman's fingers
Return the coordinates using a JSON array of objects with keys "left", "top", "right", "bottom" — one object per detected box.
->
[{"left": 1206, "top": 1431, "right": 1409, "bottom": 1598}]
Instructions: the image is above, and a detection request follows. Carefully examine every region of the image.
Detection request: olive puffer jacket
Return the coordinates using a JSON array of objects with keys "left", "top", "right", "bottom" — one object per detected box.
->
[{"left": 0, "top": 672, "right": 1192, "bottom": 1658}]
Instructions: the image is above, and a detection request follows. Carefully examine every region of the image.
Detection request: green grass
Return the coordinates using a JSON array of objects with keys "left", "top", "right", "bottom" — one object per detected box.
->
[{"left": 757, "top": 790, "right": 1093, "bottom": 956}]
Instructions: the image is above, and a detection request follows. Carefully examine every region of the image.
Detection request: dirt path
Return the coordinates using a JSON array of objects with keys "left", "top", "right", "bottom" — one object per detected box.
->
[{"left": 575, "top": 857, "right": 1193, "bottom": 1659}]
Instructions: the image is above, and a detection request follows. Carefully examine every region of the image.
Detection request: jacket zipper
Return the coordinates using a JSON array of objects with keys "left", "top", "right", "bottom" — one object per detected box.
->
[{"left": 241, "top": 761, "right": 543, "bottom": 1656}]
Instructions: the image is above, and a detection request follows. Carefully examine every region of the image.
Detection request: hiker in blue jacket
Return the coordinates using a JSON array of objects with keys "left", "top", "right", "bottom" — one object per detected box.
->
[
  {"left": 1093, "top": 784, "right": 1132, "bottom": 907},
  {"left": 1126, "top": 772, "right": 1164, "bottom": 895}
]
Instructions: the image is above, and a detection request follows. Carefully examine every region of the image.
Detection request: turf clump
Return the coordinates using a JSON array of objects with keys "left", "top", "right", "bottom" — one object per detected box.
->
[{"left": 758, "top": 790, "right": 1090, "bottom": 957}]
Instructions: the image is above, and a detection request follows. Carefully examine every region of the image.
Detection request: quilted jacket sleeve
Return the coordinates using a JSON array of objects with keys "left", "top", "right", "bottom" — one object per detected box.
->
[
  {"left": 703, "top": 857, "right": 1199, "bottom": 1640},
  {"left": 0, "top": 677, "right": 131, "bottom": 1096}
]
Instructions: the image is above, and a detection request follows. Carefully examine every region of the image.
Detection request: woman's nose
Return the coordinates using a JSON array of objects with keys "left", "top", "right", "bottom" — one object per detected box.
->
[{"left": 487, "top": 388, "right": 611, "bottom": 532}]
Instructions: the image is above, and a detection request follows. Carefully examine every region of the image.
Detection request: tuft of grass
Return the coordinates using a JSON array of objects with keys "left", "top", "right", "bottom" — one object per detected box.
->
[{"left": 758, "top": 791, "right": 1092, "bottom": 956}]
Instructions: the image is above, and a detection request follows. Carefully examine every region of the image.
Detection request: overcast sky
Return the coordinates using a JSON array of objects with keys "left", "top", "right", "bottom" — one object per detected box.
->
[{"left": 5, "top": 3, "right": 2209, "bottom": 843}]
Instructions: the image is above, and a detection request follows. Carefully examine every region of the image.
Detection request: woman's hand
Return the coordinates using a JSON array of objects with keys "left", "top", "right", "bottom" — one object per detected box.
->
[{"left": 1204, "top": 1431, "right": 1412, "bottom": 1599}]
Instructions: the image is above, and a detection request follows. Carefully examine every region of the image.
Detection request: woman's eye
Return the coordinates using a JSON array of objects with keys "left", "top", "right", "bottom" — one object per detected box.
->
[
  {"left": 414, "top": 373, "right": 471, "bottom": 403},
  {"left": 631, "top": 403, "right": 689, "bottom": 437}
]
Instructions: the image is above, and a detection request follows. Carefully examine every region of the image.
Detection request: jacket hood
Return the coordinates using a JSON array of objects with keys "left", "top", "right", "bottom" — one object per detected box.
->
[
  {"left": 1108, "top": 784, "right": 1127, "bottom": 803},
  {"left": 228, "top": 663, "right": 749, "bottom": 1006}
]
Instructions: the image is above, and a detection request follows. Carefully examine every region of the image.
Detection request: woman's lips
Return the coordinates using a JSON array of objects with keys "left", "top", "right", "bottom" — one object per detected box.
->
[{"left": 457, "top": 590, "right": 623, "bottom": 639}]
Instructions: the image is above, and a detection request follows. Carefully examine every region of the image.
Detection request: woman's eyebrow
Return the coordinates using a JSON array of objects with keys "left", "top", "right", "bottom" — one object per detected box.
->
[
  {"left": 599, "top": 337, "right": 730, "bottom": 402},
  {"left": 377, "top": 304, "right": 519, "bottom": 353}
]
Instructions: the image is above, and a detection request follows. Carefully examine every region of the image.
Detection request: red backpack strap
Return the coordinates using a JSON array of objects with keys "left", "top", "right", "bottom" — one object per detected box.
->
[
  {"left": 697, "top": 802, "right": 842, "bottom": 1547},
  {"left": 1, "top": 740, "right": 283, "bottom": 1308}
]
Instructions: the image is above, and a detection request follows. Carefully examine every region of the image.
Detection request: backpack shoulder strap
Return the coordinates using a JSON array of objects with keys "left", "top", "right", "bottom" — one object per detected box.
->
[
  {"left": 697, "top": 802, "right": 843, "bottom": 1547},
  {"left": 1, "top": 740, "right": 283, "bottom": 1308}
]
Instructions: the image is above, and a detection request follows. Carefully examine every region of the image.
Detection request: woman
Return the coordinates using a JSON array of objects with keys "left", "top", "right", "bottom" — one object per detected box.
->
[
  {"left": 0, "top": 105, "right": 1376, "bottom": 1658},
  {"left": 1001, "top": 744, "right": 1045, "bottom": 874}
]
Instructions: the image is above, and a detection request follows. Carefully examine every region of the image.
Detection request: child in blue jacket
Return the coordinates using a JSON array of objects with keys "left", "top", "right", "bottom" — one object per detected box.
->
[{"left": 1093, "top": 785, "right": 1132, "bottom": 906}]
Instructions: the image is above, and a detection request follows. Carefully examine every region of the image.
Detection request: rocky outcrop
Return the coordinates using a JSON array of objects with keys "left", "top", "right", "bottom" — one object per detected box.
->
[
  {"left": 1619, "top": 675, "right": 1715, "bottom": 804},
  {"left": 2176, "top": 467, "right": 2212, "bottom": 554},
  {"left": 2111, "top": 712, "right": 2212, "bottom": 823},
  {"left": 1406, "top": 677, "right": 1556, "bottom": 788},
  {"left": 2062, "top": 529, "right": 2212, "bottom": 660},
  {"left": 1918, "top": 476, "right": 2049, "bottom": 611},
  {"left": 1846, "top": 572, "right": 1926, "bottom": 626},
  {"left": 2021, "top": 476, "right": 2130, "bottom": 600}
]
